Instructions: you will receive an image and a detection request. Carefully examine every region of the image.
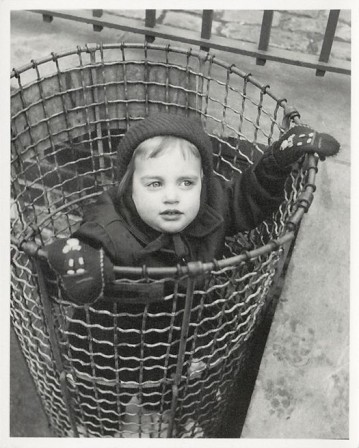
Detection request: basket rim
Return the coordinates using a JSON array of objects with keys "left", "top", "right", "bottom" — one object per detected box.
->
[{"left": 10, "top": 42, "right": 286, "bottom": 104}]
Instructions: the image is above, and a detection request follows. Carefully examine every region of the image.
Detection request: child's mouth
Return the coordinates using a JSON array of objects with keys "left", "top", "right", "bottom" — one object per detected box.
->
[{"left": 160, "top": 210, "right": 183, "bottom": 219}]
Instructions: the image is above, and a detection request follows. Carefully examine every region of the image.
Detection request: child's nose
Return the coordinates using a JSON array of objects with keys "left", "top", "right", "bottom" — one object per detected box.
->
[{"left": 163, "top": 186, "right": 179, "bottom": 203}]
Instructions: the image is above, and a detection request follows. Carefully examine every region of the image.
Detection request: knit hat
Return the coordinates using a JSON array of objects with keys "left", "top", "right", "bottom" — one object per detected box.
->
[{"left": 117, "top": 113, "right": 214, "bottom": 181}]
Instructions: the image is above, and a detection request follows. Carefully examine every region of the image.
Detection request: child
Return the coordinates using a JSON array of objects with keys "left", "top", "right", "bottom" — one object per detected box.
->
[{"left": 46, "top": 113, "right": 339, "bottom": 437}]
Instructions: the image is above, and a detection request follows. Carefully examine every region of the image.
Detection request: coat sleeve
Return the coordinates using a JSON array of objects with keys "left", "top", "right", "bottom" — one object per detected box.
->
[
  {"left": 223, "top": 148, "right": 291, "bottom": 235},
  {"left": 71, "top": 191, "right": 122, "bottom": 262},
  {"left": 71, "top": 191, "right": 142, "bottom": 266},
  {"left": 73, "top": 221, "right": 118, "bottom": 260}
]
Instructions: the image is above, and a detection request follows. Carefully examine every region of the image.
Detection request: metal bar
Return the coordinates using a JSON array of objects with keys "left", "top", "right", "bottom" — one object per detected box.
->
[
  {"left": 15, "top": 229, "right": 295, "bottom": 278},
  {"left": 92, "top": 10, "right": 103, "bottom": 32},
  {"left": 34, "top": 258, "right": 79, "bottom": 436},
  {"left": 167, "top": 275, "right": 196, "bottom": 437},
  {"left": 316, "top": 10, "right": 340, "bottom": 76},
  {"left": 200, "top": 10, "right": 214, "bottom": 52},
  {"left": 14, "top": 228, "right": 300, "bottom": 279},
  {"left": 27, "top": 10, "right": 351, "bottom": 75},
  {"left": 256, "top": 10, "right": 274, "bottom": 66},
  {"left": 76, "top": 46, "right": 101, "bottom": 196},
  {"left": 89, "top": 49, "right": 107, "bottom": 187},
  {"left": 145, "top": 9, "right": 156, "bottom": 43}
]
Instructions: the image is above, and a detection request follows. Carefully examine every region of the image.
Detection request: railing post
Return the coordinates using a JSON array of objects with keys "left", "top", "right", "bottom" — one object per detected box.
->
[
  {"left": 316, "top": 10, "right": 340, "bottom": 77},
  {"left": 92, "top": 9, "right": 103, "bottom": 32},
  {"left": 145, "top": 9, "right": 156, "bottom": 43},
  {"left": 200, "top": 10, "right": 214, "bottom": 52},
  {"left": 256, "top": 10, "right": 274, "bottom": 66},
  {"left": 42, "top": 13, "right": 53, "bottom": 23}
]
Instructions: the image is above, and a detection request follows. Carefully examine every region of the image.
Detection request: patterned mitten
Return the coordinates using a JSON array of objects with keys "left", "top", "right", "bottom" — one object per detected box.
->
[
  {"left": 271, "top": 125, "right": 340, "bottom": 168},
  {"left": 46, "top": 238, "right": 114, "bottom": 304}
]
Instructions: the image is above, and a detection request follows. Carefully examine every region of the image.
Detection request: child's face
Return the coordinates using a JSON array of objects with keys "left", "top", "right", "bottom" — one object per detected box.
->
[{"left": 132, "top": 141, "right": 202, "bottom": 234}]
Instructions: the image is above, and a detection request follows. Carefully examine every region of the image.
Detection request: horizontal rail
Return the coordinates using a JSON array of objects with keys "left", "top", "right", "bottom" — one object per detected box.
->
[
  {"left": 11, "top": 229, "right": 297, "bottom": 278},
  {"left": 28, "top": 9, "right": 350, "bottom": 76}
]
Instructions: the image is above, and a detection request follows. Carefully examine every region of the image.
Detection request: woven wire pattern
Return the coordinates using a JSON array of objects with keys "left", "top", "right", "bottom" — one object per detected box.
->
[
  {"left": 11, "top": 43, "right": 310, "bottom": 437},
  {"left": 11, "top": 244, "right": 71, "bottom": 436}
]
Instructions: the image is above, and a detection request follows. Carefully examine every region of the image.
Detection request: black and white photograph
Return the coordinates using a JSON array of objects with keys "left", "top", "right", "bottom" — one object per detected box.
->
[{"left": 3, "top": 1, "right": 357, "bottom": 446}]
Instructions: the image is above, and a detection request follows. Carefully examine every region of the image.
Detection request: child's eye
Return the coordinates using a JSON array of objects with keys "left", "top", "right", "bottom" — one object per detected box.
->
[
  {"left": 180, "top": 180, "right": 194, "bottom": 187},
  {"left": 148, "top": 181, "right": 162, "bottom": 188}
]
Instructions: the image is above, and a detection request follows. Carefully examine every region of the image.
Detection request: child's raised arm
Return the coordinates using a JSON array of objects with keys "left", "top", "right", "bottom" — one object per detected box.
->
[
  {"left": 268, "top": 125, "right": 340, "bottom": 166},
  {"left": 223, "top": 125, "right": 340, "bottom": 234}
]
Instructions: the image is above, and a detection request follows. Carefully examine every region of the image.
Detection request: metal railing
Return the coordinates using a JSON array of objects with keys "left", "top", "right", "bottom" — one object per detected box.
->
[{"left": 29, "top": 9, "right": 350, "bottom": 77}]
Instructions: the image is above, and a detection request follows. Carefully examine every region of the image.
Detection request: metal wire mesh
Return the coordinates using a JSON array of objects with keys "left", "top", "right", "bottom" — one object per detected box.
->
[{"left": 10, "top": 43, "right": 316, "bottom": 437}]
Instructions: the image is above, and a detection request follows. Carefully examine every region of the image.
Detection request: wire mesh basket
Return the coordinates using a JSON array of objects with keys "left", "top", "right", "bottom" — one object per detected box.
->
[{"left": 10, "top": 43, "right": 318, "bottom": 438}]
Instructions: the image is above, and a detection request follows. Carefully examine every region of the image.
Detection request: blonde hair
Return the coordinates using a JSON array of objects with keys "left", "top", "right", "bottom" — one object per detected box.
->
[{"left": 117, "top": 136, "right": 202, "bottom": 198}]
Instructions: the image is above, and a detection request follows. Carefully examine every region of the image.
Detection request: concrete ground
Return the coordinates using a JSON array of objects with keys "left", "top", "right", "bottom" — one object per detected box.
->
[{"left": 8, "top": 9, "right": 352, "bottom": 442}]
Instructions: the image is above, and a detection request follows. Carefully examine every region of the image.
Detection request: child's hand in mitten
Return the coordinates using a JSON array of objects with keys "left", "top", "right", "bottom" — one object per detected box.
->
[
  {"left": 46, "top": 238, "right": 114, "bottom": 304},
  {"left": 271, "top": 125, "right": 340, "bottom": 168}
]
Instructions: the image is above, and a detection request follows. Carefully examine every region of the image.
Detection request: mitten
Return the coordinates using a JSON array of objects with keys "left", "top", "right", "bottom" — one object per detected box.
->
[
  {"left": 46, "top": 238, "right": 114, "bottom": 304},
  {"left": 271, "top": 125, "right": 340, "bottom": 168}
]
